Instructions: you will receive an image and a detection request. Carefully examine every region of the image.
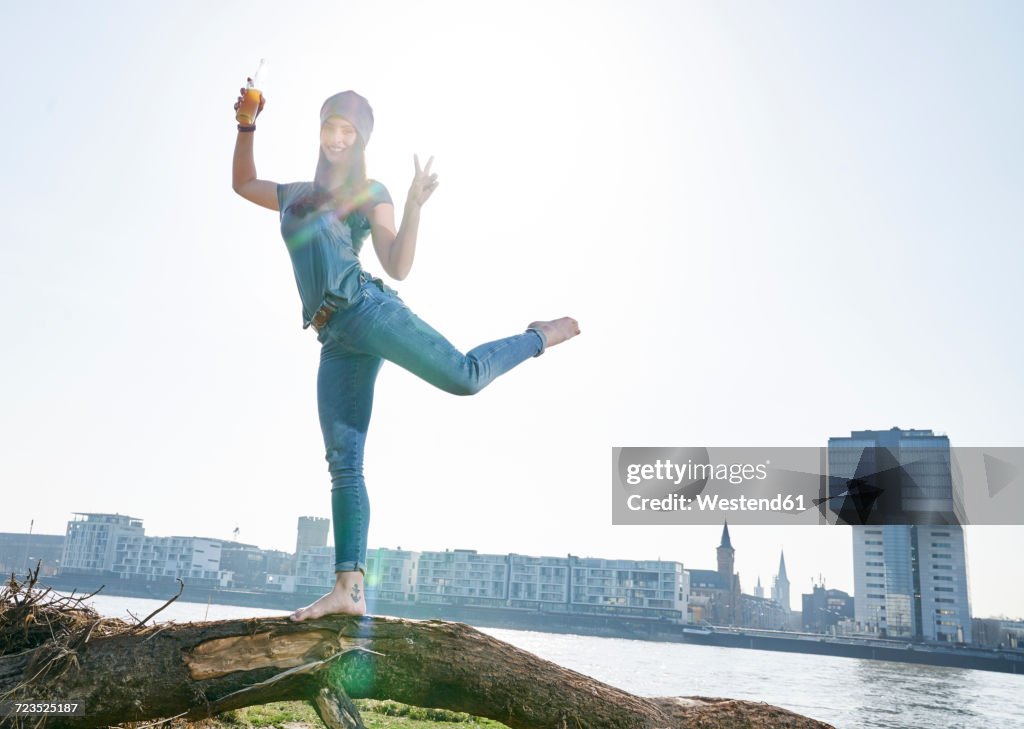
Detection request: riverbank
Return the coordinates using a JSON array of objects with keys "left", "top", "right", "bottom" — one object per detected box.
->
[{"left": 40, "top": 574, "right": 1024, "bottom": 676}]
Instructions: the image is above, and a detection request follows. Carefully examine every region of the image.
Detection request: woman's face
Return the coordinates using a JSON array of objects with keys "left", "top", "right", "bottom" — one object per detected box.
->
[{"left": 320, "top": 116, "right": 359, "bottom": 164}]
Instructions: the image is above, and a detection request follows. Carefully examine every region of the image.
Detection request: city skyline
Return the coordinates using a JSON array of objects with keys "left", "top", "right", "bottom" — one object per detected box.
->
[{"left": 3, "top": 509, "right": 1017, "bottom": 620}]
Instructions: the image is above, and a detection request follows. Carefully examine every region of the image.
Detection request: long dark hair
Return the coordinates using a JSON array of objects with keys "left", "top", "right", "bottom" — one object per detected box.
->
[
  {"left": 314, "top": 135, "right": 368, "bottom": 193},
  {"left": 286, "top": 135, "right": 373, "bottom": 219}
]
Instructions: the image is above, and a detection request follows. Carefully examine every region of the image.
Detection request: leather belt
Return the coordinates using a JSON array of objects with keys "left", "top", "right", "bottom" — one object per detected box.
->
[{"left": 310, "top": 301, "right": 338, "bottom": 333}]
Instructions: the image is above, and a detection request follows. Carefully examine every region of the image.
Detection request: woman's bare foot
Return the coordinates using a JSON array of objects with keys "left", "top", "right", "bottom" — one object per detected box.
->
[
  {"left": 289, "top": 570, "right": 365, "bottom": 621},
  {"left": 527, "top": 317, "right": 580, "bottom": 349}
]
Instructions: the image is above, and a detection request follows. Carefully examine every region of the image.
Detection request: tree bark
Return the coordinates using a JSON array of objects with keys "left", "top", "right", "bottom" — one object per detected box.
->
[{"left": 0, "top": 614, "right": 833, "bottom": 729}]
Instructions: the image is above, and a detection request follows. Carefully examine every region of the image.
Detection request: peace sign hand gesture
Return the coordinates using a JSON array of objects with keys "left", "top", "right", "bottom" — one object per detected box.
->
[{"left": 408, "top": 154, "right": 439, "bottom": 209}]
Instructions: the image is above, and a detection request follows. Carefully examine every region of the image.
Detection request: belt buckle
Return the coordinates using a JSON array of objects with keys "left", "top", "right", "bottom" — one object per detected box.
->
[{"left": 311, "top": 301, "right": 337, "bottom": 333}]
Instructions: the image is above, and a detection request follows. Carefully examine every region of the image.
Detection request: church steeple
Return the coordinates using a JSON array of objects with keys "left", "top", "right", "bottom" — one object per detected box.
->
[
  {"left": 712, "top": 521, "right": 740, "bottom": 625},
  {"left": 772, "top": 549, "right": 791, "bottom": 614},
  {"left": 716, "top": 521, "right": 735, "bottom": 578},
  {"left": 719, "top": 520, "right": 733, "bottom": 550}
]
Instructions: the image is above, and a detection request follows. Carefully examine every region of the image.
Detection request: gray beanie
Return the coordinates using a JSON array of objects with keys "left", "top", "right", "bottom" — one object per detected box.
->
[{"left": 320, "top": 90, "right": 374, "bottom": 146}]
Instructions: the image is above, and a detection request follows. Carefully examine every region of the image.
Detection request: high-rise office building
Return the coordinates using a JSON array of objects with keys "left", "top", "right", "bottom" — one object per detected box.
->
[{"left": 828, "top": 428, "right": 972, "bottom": 643}]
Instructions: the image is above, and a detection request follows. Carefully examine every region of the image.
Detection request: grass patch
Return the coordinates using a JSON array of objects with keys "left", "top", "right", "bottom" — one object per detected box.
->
[
  {"left": 221, "top": 701, "right": 323, "bottom": 726},
  {"left": 134, "top": 699, "right": 508, "bottom": 728},
  {"left": 358, "top": 699, "right": 507, "bottom": 726}
]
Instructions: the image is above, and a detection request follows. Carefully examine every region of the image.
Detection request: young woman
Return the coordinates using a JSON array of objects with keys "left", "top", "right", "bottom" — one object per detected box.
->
[{"left": 231, "top": 87, "right": 580, "bottom": 621}]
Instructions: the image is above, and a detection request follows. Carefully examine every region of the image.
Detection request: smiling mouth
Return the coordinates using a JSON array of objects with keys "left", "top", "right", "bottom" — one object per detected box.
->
[{"left": 328, "top": 147, "right": 347, "bottom": 153}]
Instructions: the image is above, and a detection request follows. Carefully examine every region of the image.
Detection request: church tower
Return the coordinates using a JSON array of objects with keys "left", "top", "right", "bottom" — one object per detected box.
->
[
  {"left": 771, "top": 550, "right": 791, "bottom": 613},
  {"left": 716, "top": 521, "right": 735, "bottom": 578},
  {"left": 715, "top": 521, "right": 740, "bottom": 624}
]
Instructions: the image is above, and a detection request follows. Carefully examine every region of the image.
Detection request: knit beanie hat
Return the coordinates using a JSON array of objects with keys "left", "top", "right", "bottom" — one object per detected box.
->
[{"left": 320, "top": 90, "right": 374, "bottom": 146}]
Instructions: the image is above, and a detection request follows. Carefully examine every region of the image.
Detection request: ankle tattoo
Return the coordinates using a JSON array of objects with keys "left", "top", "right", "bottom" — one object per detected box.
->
[{"left": 350, "top": 583, "right": 362, "bottom": 603}]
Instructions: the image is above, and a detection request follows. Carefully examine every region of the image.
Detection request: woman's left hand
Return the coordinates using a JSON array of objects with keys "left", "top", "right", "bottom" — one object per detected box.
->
[{"left": 407, "top": 154, "right": 439, "bottom": 208}]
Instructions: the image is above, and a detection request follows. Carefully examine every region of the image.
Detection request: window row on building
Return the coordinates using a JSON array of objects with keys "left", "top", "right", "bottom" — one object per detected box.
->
[{"left": 287, "top": 547, "right": 690, "bottom": 620}]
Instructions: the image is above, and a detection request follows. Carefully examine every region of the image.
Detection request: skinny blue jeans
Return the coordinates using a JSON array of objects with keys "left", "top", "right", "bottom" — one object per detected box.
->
[{"left": 315, "top": 271, "right": 547, "bottom": 574}]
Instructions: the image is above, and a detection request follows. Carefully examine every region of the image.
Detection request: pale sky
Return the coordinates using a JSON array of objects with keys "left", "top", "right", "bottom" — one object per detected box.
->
[{"left": 2, "top": 1, "right": 1022, "bottom": 619}]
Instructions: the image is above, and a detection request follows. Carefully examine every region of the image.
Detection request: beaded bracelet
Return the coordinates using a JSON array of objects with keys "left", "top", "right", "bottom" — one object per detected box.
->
[{"left": 237, "top": 124, "right": 256, "bottom": 133}]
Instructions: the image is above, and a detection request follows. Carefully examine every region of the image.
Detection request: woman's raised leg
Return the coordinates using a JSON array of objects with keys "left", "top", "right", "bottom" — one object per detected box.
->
[{"left": 345, "top": 286, "right": 579, "bottom": 395}]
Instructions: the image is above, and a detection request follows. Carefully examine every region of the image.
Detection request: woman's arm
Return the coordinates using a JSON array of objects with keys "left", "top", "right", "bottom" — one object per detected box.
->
[
  {"left": 370, "top": 155, "right": 438, "bottom": 281},
  {"left": 369, "top": 201, "right": 414, "bottom": 282},
  {"left": 232, "top": 130, "right": 279, "bottom": 211},
  {"left": 231, "top": 84, "right": 278, "bottom": 211}
]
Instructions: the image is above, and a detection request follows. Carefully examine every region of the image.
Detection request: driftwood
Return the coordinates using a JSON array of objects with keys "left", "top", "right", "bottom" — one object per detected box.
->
[{"left": 1, "top": 570, "right": 832, "bottom": 729}]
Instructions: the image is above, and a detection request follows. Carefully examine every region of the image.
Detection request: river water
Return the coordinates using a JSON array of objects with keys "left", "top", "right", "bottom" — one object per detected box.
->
[{"left": 61, "top": 593, "right": 1023, "bottom": 729}]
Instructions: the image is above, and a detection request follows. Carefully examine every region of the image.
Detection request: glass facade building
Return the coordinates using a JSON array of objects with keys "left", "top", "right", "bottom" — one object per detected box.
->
[{"left": 829, "top": 428, "right": 972, "bottom": 643}]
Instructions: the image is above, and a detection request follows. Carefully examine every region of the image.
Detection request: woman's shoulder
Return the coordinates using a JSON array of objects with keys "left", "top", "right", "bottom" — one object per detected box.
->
[
  {"left": 279, "top": 180, "right": 316, "bottom": 190},
  {"left": 277, "top": 181, "right": 316, "bottom": 206},
  {"left": 365, "top": 179, "right": 393, "bottom": 206}
]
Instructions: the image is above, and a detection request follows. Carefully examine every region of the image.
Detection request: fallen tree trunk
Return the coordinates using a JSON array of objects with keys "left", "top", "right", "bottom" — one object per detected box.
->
[{"left": 1, "top": 577, "right": 832, "bottom": 729}]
